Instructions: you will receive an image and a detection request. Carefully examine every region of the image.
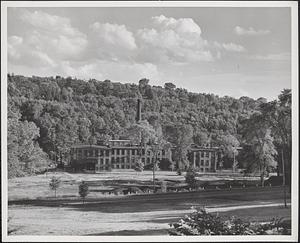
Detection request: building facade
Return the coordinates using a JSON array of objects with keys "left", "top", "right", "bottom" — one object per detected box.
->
[
  {"left": 188, "top": 145, "right": 219, "bottom": 172},
  {"left": 70, "top": 140, "right": 219, "bottom": 172},
  {"left": 70, "top": 139, "right": 172, "bottom": 172}
]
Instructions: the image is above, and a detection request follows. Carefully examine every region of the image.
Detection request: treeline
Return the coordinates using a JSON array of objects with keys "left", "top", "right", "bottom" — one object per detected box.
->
[{"left": 7, "top": 74, "right": 291, "bottom": 184}]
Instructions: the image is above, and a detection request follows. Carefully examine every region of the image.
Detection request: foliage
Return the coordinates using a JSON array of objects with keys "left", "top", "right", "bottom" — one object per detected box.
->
[
  {"left": 7, "top": 74, "right": 291, "bottom": 177},
  {"left": 165, "top": 124, "right": 193, "bottom": 171},
  {"left": 241, "top": 112, "right": 278, "bottom": 186},
  {"left": 134, "top": 159, "right": 144, "bottom": 172},
  {"left": 185, "top": 168, "right": 198, "bottom": 189},
  {"left": 169, "top": 208, "right": 290, "bottom": 235},
  {"left": 78, "top": 181, "right": 89, "bottom": 204},
  {"left": 49, "top": 176, "right": 61, "bottom": 198}
]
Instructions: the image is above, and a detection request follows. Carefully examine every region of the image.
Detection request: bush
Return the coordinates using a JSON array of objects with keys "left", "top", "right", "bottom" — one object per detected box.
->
[
  {"left": 169, "top": 208, "right": 290, "bottom": 235},
  {"left": 185, "top": 168, "right": 198, "bottom": 189},
  {"left": 78, "top": 181, "right": 89, "bottom": 204},
  {"left": 134, "top": 159, "right": 144, "bottom": 172},
  {"left": 49, "top": 176, "right": 61, "bottom": 198}
]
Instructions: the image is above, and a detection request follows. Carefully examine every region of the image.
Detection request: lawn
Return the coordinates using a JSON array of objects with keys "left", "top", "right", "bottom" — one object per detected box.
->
[
  {"left": 7, "top": 171, "right": 290, "bottom": 236},
  {"left": 8, "top": 171, "right": 262, "bottom": 201}
]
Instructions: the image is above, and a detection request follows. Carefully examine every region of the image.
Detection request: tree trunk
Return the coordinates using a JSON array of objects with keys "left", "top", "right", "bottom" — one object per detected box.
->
[{"left": 260, "top": 172, "right": 264, "bottom": 187}]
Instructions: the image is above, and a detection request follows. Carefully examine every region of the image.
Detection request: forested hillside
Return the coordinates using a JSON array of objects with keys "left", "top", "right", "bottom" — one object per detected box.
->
[{"left": 7, "top": 74, "right": 291, "bottom": 183}]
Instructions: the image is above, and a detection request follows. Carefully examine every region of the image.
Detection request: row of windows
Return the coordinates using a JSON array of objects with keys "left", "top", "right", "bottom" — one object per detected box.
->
[
  {"left": 98, "top": 157, "right": 157, "bottom": 165},
  {"left": 195, "top": 160, "right": 210, "bottom": 166},
  {"left": 194, "top": 151, "right": 211, "bottom": 158},
  {"left": 75, "top": 148, "right": 166, "bottom": 157}
]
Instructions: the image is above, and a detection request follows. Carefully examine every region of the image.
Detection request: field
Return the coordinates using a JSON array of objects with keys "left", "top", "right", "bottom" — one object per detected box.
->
[{"left": 7, "top": 171, "right": 291, "bottom": 236}]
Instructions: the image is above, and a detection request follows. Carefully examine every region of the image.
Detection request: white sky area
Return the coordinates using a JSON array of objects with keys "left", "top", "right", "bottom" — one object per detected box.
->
[{"left": 7, "top": 7, "right": 291, "bottom": 101}]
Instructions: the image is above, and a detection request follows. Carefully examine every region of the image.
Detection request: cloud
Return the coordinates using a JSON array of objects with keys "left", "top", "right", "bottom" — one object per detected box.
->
[
  {"left": 213, "top": 41, "right": 246, "bottom": 52},
  {"left": 17, "top": 10, "right": 88, "bottom": 60},
  {"left": 234, "top": 26, "right": 271, "bottom": 36},
  {"left": 90, "top": 22, "right": 137, "bottom": 50},
  {"left": 136, "top": 15, "right": 213, "bottom": 63},
  {"left": 56, "top": 60, "right": 160, "bottom": 82},
  {"left": 249, "top": 52, "right": 290, "bottom": 61},
  {"left": 8, "top": 35, "right": 56, "bottom": 68},
  {"left": 152, "top": 15, "right": 202, "bottom": 36}
]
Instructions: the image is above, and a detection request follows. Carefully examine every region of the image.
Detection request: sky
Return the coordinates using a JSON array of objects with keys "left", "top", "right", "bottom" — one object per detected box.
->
[{"left": 7, "top": 7, "right": 291, "bottom": 101}]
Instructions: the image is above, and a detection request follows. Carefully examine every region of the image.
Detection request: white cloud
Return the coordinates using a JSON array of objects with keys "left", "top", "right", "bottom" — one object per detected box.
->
[
  {"left": 234, "top": 26, "right": 271, "bottom": 36},
  {"left": 213, "top": 41, "right": 246, "bottom": 52},
  {"left": 221, "top": 43, "right": 246, "bottom": 52},
  {"left": 56, "top": 60, "right": 159, "bottom": 82},
  {"left": 152, "top": 15, "right": 202, "bottom": 36},
  {"left": 17, "top": 10, "right": 88, "bottom": 60},
  {"left": 249, "top": 52, "right": 290, "bottom": 61},
  {"left": 136, "top": 15, "right": 213, "bottom": 64},
  {"left": 90, "top": 22, "right": 137, "bottom": 50}
]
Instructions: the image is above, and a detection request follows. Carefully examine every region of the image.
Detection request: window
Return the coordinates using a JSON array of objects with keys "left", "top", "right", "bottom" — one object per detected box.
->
[
  {"left": 117, "top": 149, "right": 120, "bottom": 155},
  {"left": 205, "top": 160, "right": 209, "bottom": 166},
  {"left": 206, "top": 152, "right": 209, "bottom": 157},
  {"left": 201, "top": 160, "right": 204, "bottom": 166},
  {"left": 201, "top": 152, "right": 204, "bottom": 157},
  {"left": 142, "top": 149, "right": 145, "bottom": 155},
  {"left": 121, "top": 165, "right": 125, "bottom": 169},
  {"left": 105, "top": 158, "right": 109, "bottom": 164},
  {"left": 162, "top": 150, "right": 165, "bottom": 156},
  {"left": 84, "top": 150, "right": 88, "bottom": 157},
  {"left": 105, "top": 150, "right": 109, "bottom": 156},
  {"left": 147, "top": 158, "right": 150, "bottom": 164},
  {"left": 116, "top": 158, "right": 120, "bottom": 163},
  {"left": 111, "top": 158, "right": 115, "bottom": 163},
  {"left": 200, "top": 168, "right": 204, "bottom": 172},
  {"left": 116, "top": 164, "right": 119, "bottom": 169},
  {"left": 142, "top": 158, "right": 145, "bottom": 163},
  {"left": 121, "top": 157, "right": 125, "bottom": 163},
  {"left": 122, "top": 149, "right": 125, "bottom": 155}
]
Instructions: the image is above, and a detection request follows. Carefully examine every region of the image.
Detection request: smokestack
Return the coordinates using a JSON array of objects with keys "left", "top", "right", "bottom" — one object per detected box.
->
[{"left": 136, "top": 98, "right": 141, "bottom": 123}]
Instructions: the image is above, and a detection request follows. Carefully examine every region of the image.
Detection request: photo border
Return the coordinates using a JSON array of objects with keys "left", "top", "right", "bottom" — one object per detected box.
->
[{"left": 1, "top": 1, "right": 298, "bottom": 242}]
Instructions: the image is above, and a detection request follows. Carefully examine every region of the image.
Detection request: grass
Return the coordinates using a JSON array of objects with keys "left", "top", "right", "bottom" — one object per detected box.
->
[
  {"left": 8, "top": 171, "right": 262, "bottom": 201},
  {"left": 7, "top": 171, "right": 289, "bottom": 236}
]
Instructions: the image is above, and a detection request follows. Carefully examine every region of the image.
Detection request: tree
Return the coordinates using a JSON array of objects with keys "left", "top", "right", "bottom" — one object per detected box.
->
[
  {"left": 164, "top": 82, "right": 176, "bottom": 90},
  {"left": 134, "top": 159, "right": 144, "bottom": 172},
  {"left": 49, "top": 177, "right": 61, "bottom": 198},
  {"left": 259, "top": 89, "right": 291, "bottom": 189},
  {"left": 78, "top": 181, "right": 89, "bottom": 204},
  {"left": 185, "top": 168, "right": 198, "bottom": 190},
  {"left": 241, "top": 112, "right": 277, "bottom": 186},
  {"left": 126, "top": 120, "right": 157, "bottom": 171},
  {"left": 165, "top": 124, "right": 193, "bottom": 173},
  {"left": 218, "top": 134, "right": 240, "bottom": 171}
]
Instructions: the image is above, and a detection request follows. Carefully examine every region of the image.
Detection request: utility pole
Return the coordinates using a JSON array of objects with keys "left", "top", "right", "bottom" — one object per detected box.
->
[{"left": 282, "top": 148, "right": 287, "bottom": 208}]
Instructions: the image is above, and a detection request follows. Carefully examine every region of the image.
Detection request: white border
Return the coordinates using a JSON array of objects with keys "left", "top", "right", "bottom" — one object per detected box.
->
[{"left": 1, "top": 1, "right": 298, "bottom": 242}]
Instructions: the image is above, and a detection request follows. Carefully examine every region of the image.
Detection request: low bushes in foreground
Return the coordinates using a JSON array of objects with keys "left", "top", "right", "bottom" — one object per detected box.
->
[{"left": 168, "top": 208, "right": 290, "bottom": 235}]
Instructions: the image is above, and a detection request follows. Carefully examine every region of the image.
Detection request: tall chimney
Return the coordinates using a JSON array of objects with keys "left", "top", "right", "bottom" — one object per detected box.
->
[{"left": 136, "top": 98, "right": 141, "bottom": 123}]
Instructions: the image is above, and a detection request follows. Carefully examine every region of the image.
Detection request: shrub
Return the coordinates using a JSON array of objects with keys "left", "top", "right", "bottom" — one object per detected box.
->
[
  {"left": 49, "top": 176, "right": 61, "bottom": 198},
  {"left": 185, "top": 168, "right": 198, "bottom": 189},
  {"left": 168, "top": 208, "right": 290, "bottom": 235},
  {"left": 134, "top": 159, "right": 144, "bottom": 172},
  {"left": 78, "top": 181, "right": 89, "bottom": 204}
]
